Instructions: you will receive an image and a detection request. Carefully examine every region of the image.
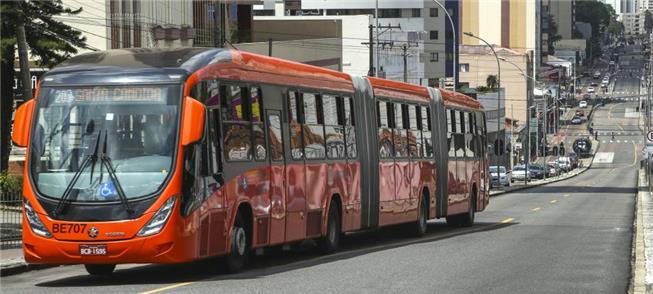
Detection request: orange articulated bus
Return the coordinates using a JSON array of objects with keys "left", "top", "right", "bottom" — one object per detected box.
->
[{"left": 11, "top": 48, "right": 489, "bottom": 275}]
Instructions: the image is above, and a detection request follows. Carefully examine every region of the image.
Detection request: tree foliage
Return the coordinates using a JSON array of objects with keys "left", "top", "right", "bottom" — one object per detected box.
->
[
  {"left": 575, "top": 0, "right": 613, "bottom": 38},
  {"left": 0, "top": 0, "right": 87, "bottom": 172},
  {"left": 486, "top": 75, "right": 498, "bottom": 90}
]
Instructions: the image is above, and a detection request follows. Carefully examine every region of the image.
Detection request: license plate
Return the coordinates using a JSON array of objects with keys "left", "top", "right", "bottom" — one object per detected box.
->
[{"left": 79, "top": 244, "right": 107, "bottom": 256}]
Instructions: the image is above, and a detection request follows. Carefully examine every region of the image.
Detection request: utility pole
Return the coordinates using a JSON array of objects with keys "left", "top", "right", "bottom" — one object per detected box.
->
[
  {"left": 16, "top": 4, "right": 32, "bottom": 101},
  {"left": 367, "top": 24, "right": 375, "bottom": 76},
  {"left": 525, "top": 50, "right": 534, "bottom": 186},
  {"left": 268, "top": 38, "right": 272, "bottom": 56},
  {"left": 363, "top": 23, "right": 400, "bottom": 77},
  {"left": 401, "top": 43, "right": 417, "bottom": 83}
]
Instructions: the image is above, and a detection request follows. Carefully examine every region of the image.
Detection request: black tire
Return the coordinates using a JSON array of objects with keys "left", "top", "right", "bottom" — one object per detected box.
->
[
  {"left": 225, "top": 213, "right": 249, "bottom": 273},
  {"left": 459, "top": 193, "right": 476, "bottom": 227},
  {"left": 84, "top": 264, "right": 115, "bottom": 276},
  {"left": 319, "top": 201, "right": 341, "bottom": 254},
  {"left": 415, "top": 195, "right": 428, "bottom": 237}
]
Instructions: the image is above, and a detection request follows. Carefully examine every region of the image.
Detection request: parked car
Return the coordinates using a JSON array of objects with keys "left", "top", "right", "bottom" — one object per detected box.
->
[
  {"left": 547, "top": 161, "right": 562, "bottom": 176},
  {"left": 529, "top": 164, "right": 546, "bottom": 179},
  {"left": 571, "top": 116, "right": 582, "bottom": 124},
  {"left": 575, "top": 109, "right": 585, "bottom": 117},
  {"left": 590, "top": 82, "right": 599, "bottom": 87},
  {"left": 579, "top": 100, "right": 588, "bottom": 108},
  {"left": 593, "top": 71, "right": 601, "bottom": 78},
  {"left": 557, "top": 157, "right": 572, "bottom": 172},
  {"left": 568, "top": 152, "right": 580, "bottom": 169},
  {"left": 587, "top": 87, "right": 595, "bottom": 93},
  {"left": 490, "top": 166, "right": 510, "bottom": 187},
  {"left": 511, "top": 165, "right": 531, "bottom": 182}
]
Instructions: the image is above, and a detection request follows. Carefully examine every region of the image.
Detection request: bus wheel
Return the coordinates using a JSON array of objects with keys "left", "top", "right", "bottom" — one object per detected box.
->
[
  {"left": 319, "top": 201, "right": 341, "bottom": 254},
  {"left": 459, "top": 192, "right": 476, "bottom": 227},
  {"left": 84, "top": 264, "right": 115, "bottom": 276},
  {"left": 225, "top": 214, "right": 249, "bottom": 273},
  {"left": 415, "top": 195, "right": 428, "bottom": 237}
]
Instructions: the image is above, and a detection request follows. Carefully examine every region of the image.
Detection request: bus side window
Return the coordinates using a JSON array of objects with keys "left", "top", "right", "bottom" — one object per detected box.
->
[
  {"left": 222, "top": 85, "right": 252, "bottom": 161},
  {"left": 447, "top": 109, "right": 455, "bottom": 157},
  {"left": 324, "top": 94, "right": 345, "bottom": 159},
  {"left": 408, "top": 105, "right": 421, "bottom": 158},
  {"left": 422, "top": 106, "right": 432, "bottom": 158},
  {"left": 343, "top": 96, "right": 356, "bottom": 159},
  {"left": 378, "top": 100, "right": 393, "bottom": 158},
  {"left": 251, "top": 86, "right": 266, "bottom": 161},
  {"left": 302, "top": 92, "right": 325, "bottom": 159},
  {"left": 288, "top": 91, "right": 303, "bottom": 160}
]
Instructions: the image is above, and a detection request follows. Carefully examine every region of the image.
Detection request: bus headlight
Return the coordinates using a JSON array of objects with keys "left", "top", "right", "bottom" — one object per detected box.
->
[
  {"left": 138, "top": 196, "right": 176, "bottom": 237},
  {"left": 24, "top": 200, "right": 52, "bottom": 238}
]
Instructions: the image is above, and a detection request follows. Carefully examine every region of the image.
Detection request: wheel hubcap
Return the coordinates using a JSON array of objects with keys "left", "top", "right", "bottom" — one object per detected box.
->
[{"left": 234, "top": 227, "right": 246, "bottom": 256}]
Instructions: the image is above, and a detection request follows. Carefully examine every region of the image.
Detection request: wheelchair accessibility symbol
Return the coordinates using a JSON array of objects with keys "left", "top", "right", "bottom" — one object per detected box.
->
[{"left": 99, "top": 182, "right": 117, "bottom": 199}]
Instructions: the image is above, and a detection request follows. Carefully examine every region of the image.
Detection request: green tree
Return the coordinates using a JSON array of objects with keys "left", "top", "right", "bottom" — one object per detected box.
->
[
  {"left": 645, "top": 10, "right": 653, "bottom": 34},
  {"left": 486, "top": 75, "right": 498, "bottom": 90},
  {"left": 575, "top": 0, "right": 612, "bottom": 39},
  {"left": 545, "top": 15, "right": 562, "bottom": 54},
  {"left": 608, "top": 19, "right": 625, "bottom": 36},
  {"left": 0, "top": 1, "right": 86, "bottom": 172}
]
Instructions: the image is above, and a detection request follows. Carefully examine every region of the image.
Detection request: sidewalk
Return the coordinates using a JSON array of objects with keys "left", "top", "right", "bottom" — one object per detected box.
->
[
  {"left": 491, "top": 139, "right": 598, "bottom": 197},
  {"left": 631, "top": 166, "right": 653, "bottom": 293},
  {"left": 0, "top": 248, "right": 52, "bottom": 277}
]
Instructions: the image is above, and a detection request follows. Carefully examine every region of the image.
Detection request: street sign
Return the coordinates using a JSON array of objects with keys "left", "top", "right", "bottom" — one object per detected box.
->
[{"left": 647, "top": 131, "right": 653, "bottom": 143}]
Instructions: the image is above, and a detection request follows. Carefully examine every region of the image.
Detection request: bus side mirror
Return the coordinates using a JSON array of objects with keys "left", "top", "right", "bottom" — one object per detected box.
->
[
  {"left": 181, "top": 96, "right": 205, "bottom": 146},
  {"left": 11, "top": 99, "right": 36, "bottom": 147}
]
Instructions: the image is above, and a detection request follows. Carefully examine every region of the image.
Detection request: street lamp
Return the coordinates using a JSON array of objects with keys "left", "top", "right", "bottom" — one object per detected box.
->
[
  {"left": 465, "top": 31, "right": 501, "bottom": 168},
  {"left": 433, "top": 0, "right": 456, "bottom": 91}
]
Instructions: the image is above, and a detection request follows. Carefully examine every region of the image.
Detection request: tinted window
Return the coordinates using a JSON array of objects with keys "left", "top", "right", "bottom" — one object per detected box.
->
[
  {"left": 268, "top": 113, "right": 283, "bottom": 161},
  {"left": 344, "top": 96, "right": 356, "bottom": 158}
]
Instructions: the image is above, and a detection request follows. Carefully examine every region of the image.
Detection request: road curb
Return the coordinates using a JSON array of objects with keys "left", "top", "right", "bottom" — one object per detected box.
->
[
  {"left": 490, "top": 142, "right": 597, "bottom": 197},
  {"left": 0, "top": 261, "right": 57, "bottom": 277},
  {"left": 631, "top": 168, "right": 650, "bottom": 293}
]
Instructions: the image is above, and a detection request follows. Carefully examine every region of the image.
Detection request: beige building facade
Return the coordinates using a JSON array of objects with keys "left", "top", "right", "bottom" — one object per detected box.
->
[
  {"left": 543, "top": 0, "right": 575, "bottom": 40},
  {"left": 459, "top": 45, "right": 529, "bottom": 123},
  {"left": 460, "top": 0, "right": 537, "bottom": 55}
]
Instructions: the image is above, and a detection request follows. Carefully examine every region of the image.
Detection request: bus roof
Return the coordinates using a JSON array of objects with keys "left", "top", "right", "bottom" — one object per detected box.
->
[{"left": 41, "top": 48, "right": 228, "bottom": 86}]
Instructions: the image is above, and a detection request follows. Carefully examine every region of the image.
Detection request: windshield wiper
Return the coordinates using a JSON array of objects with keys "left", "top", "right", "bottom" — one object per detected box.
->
[
  {"left": 99, "top": 131, "right": 135, "bottom": 217},
  {"left": 53, "top": 130, "right": 102, "bottom": 217}
]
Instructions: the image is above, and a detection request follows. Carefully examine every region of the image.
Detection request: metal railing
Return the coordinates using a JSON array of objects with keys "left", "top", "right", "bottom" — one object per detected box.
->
[{"left": 1, "top": 191, "right": 22, "bottom": 249}]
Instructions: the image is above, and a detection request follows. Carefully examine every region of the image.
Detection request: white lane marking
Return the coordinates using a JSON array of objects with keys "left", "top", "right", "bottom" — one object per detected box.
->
[
  {"left": 625, "top": 107, "right": 639, "bottom": 118},
  {"left": 594, "top": 152, "right": 615, "bottom": 163}
]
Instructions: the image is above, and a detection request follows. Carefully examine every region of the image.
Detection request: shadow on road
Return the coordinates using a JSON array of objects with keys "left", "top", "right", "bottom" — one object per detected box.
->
[
  {"left": 516, "top": 185, "right": 636, "bottom": 194},
  {"left": 35, "top": 221, "right": 515, "bottom": 287}
]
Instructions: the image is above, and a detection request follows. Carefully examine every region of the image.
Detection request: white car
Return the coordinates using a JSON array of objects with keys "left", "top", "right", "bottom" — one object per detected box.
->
[
  {"left": 579, "top": 101, "right": 588, "bottom": 108},
  {"left": 490, "top": 166, "right": 510, "bottom": 187},
  {"left": 587, "top": 87, "right": 595, "bottom": 93}
]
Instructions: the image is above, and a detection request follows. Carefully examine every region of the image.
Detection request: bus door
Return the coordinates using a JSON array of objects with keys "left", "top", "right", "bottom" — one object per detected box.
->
[
  {"left": 285, "top": 91, "right": 307, "bottom": 242},
  {"left": 265, "top": 110, "right": 287, "bottom": 245}
]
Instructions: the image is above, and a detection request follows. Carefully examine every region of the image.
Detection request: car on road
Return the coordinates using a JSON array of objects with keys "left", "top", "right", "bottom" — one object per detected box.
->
[
  {"left": 587, "top": 87, "right": 595, "bottom": 93},
  {"left": 527, "top": 164, "right": 546, "bottom": 179},
  {"left": 579, "top": 100, "right": 588, "bottom": 108},
  {"left": 571, "top": 116, "right": 582, "bottom": 124},
  {"left": 511, "top": 165, "right": 531, "bottom": 182},
  {"left": 573, "top": 137, "right": 592, "bottom": 157},
  {"left": 568, "top": 152, "right": 580, "bottom": 169},
  {"left": 490, "top": 166, "right": 510, "bottom": 187},
  {"left": 557, "top": 157, "right": 571, "bottom": 172},
  {"left": 593, "top": 71, "right": 601, "bottom": 78},
  {"left": 575, "top": 109, "right": 585, "bottom": 117},
  {"left": 590, "top": 82, "right": 599, "bottom": 87},
  {"left": 546, "top": 163, "right": 560, "bottom": 177}
]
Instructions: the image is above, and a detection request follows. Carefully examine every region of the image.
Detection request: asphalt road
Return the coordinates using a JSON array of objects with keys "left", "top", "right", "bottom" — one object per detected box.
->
[{"left": 1, "top": 54, "right": 644, "bottom": 294}]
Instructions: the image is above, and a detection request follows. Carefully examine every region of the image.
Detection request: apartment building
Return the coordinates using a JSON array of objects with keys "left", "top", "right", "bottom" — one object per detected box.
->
[{"left": 264, "top": 0, "right": 450, "bottom": 86}]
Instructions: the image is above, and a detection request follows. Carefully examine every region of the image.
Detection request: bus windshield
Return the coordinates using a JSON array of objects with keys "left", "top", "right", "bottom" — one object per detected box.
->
[{"left": 29, "top": 85, "right": 181, "bottom": 202}]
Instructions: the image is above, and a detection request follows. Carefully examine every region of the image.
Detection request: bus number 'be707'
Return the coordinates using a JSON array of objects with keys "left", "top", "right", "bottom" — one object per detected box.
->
[{"left": 52, "top": 223, "right": 87, "bottom": 234}]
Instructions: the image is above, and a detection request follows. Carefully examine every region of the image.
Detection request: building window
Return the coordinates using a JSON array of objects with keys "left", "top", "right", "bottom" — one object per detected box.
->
[
  {"left": 430, "top": 52, "right": 439, "bottom": 62},
  {"left": 412, "top": 8, "right": 421, "bottom": 17},
  {"left": 430, "top": 8, "right": 438, "bottom": 17},
  {"left": 460, "top": 63, "right": 470, "bottom": 72},
  {"left": 430, "top": 30, "right": 439, "bottom": 40},
  {"left": 379, "top": 9, "right": 401, "bottom": 18}
]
